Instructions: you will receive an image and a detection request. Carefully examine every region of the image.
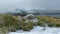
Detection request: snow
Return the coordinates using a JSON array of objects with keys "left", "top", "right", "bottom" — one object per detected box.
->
[{"left": 8, "top": 26, "right": 60, "bottom": 34}]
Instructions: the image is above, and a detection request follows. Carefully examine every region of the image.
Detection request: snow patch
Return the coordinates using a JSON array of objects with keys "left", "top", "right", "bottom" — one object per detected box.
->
[{"left": 8, "top": 26, "right": 60, "bottom": 34}]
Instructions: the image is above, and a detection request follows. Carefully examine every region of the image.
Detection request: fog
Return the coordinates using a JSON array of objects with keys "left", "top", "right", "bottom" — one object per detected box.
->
[{"left": 0, "top": 0, "right": 60, "bottom": 13}]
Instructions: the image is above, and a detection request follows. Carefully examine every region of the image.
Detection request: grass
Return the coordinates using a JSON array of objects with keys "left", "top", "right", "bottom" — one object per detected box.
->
[
  {"left": 0, "top": 14, "right": 60, "bottom": 34},
  {"left": 36, "top": 16, "right": 60, "bottom": 27}
]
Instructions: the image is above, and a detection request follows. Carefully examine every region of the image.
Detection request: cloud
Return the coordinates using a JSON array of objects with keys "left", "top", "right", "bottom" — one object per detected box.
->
[{"left": 0, "top": 0, "right": 60, "bottom": 13}]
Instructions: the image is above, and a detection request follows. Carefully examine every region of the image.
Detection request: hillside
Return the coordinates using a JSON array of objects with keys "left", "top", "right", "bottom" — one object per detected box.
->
[{"left": 0, "top": 14, "right": 60, "bottom": 34}]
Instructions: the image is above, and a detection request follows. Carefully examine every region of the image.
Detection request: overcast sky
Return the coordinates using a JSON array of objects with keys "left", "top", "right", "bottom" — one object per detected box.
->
[{"left": 0, "top": 0, "right": 60, "bottom": 13}]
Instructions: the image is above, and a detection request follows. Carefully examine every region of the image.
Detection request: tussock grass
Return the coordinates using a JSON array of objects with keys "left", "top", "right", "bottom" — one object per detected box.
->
[
  {"left": 36, "top": 16, "right": 60, "bottom": 27},
  {"left": 0, "top": 15, "right": 34, "bottom": 34},
  {"left": 0, "top": 15, "right": 60, "bottom": 34}
]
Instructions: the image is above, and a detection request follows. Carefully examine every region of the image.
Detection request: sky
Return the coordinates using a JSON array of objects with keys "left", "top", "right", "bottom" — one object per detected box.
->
[{"left": 0, "top": 0, "right": 60, "bottom": 13}]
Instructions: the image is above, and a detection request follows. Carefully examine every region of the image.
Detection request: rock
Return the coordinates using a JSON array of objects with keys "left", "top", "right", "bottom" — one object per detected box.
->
[
  {"left": 23, "top": 14, "right": 35, "bottom": 20},
  {"left": 23, "top": 14, "right": 38, "bottom": 22},
  {"left": 30, "top": 18, "right": 38, "bottom": 22},
  {"left": 18, "top": 16, "right": 23, "bottom": 21}
]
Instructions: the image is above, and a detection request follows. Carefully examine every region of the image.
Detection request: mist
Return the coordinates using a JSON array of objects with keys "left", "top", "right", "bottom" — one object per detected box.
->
[{"left": 0, "top": 0, "right": 60, "bottom": 13}]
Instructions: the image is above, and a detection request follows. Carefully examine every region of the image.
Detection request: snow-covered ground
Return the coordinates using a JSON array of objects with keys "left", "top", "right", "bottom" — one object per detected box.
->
[{"left": 8, "top": 26, "right": 60, "bottom": 34}]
